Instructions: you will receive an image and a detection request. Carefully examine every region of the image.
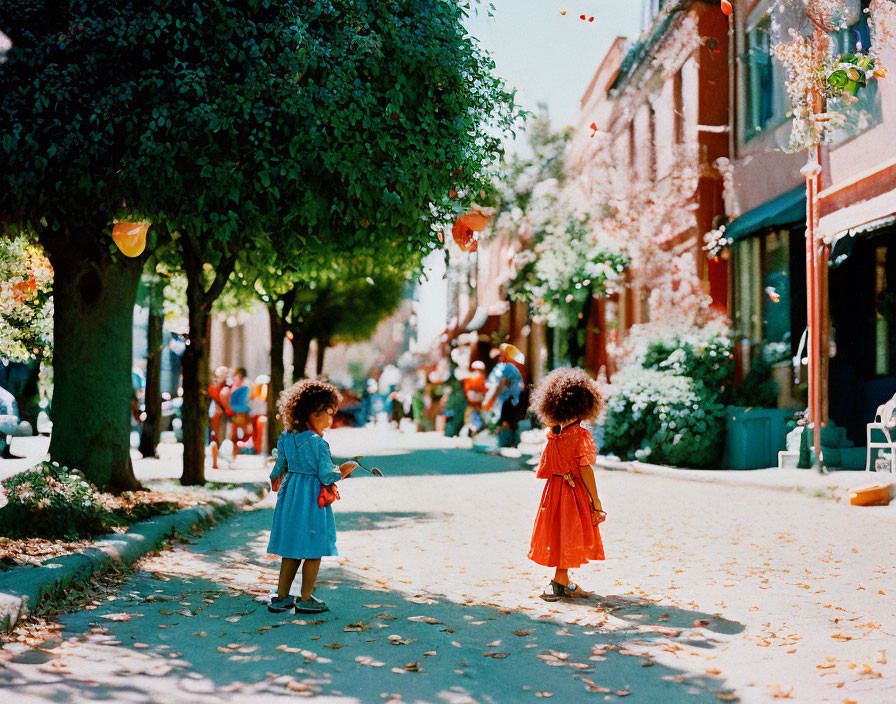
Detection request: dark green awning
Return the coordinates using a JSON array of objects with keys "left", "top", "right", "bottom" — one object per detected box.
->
[{"left": 726, "top": 186, "right": 806, "bottom": 243}]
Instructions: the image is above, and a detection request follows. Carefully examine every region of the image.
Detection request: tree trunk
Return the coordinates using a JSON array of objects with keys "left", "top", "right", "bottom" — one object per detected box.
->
[
  {"left": 179, "top": 236, "right": 237, "bottom": 485},
  {"left": 45, "top": 242, "right": 143, "bottom": 491},
  {"left": 568, "top": 295, "right": 593, "bottom": 369},
  {"left": 180, "top": 293, "right": 211, "bottom": 486},
  {"left": 267, "top": 305, "right": 286, "bottom": 453},
  {"left": 291, "top": 329, "right": 310, "bottom": 382},
  {"left": 315, "top": 338, "right": 329, "bottom": 377},
  {"left": 138, "top": 278, "right": 164, "bottom": 458}
]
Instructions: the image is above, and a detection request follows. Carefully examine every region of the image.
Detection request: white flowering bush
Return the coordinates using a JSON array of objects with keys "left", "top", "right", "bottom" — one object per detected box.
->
[
  {"left": 0, "top": 461, "right": 115, "bottom": 538},
  {"left": 508, "top": 215, "right": 629, "bottom": 328},
  {"left": 602, "top": 328, "right": 734, "bottom": 468}
]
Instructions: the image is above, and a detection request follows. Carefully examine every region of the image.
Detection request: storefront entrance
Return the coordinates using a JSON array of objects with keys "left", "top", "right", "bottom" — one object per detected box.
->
[{"left": 828, "top": 227, "right": 896, "bottom": 444}]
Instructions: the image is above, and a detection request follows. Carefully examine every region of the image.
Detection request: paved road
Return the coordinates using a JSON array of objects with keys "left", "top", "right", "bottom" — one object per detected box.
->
[{"left": 2, "top": 428, "right": 894, "bottom": 703}]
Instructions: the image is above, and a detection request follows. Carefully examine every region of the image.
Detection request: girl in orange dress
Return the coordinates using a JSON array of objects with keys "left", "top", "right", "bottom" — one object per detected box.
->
[{"left": 528, "top": 367, "right": 606, "bottom": 599}]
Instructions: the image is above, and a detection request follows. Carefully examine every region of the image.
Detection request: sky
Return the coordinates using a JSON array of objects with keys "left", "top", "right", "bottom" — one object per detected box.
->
[{"left": 465, "top": 0, "right": 644, "bottom": 130}]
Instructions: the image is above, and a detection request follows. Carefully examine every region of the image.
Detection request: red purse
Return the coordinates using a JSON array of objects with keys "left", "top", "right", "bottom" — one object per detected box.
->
[{"left": 318, "top": 482, "right": 340, "bottom": 507}]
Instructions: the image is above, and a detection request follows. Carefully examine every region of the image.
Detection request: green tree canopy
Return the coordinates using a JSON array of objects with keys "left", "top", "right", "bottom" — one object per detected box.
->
[{"left": 1, "top": 0, "right": 518, "bottom": 487}]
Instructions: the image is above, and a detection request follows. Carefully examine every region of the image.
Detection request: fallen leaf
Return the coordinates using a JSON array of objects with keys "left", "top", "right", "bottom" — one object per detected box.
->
[
  {"left": 405, "top": 661, "right": 421, "bottom": 672},
  {"left": 344, "top": 622, "right": 371, "bottom": 633},
  {"left": 286, "top": 681, "right": 310, "bottom": 692},
  {"left": 423, "top": 651, "right": 436, "bottom": 656},
  {"left": 324, "top": 643, "right": 345, "bottom": 649},
  {"left": 100, "top": 613, "right": 132, "bottom": 622},
  {"left": 355, "top": 655, "right": 385, "bottom": 667},
  {"left": 276, "top": 645, "right": 303, "bottom": 653},
  {"left": 694, "top": 619, "right": 711, "bottom": 628},
  {"left": 483, "top": 652, "right": 510, "bottom": 658},
  {"left": 407, "top": 616, "right": 442, "bottom": 625},
  {"left": 511, "top": 630, "right": 533, "bottom": 637}
]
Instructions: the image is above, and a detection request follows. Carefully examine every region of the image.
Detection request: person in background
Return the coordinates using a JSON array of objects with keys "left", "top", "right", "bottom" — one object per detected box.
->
[
  {"left": 462, "top": 360, "right": 487, "bottom": 435},
  {"left": 208, "top": 365, "right": 231, "bottom": 469},
  {"left": 228, "top": 367, "right": 252, "bottom": 459},
  {"left": 250, "top": 374, "right": 270, "bottom": 455},
  {"left": 483, "top": 343, "right": 526, "bottom": 447}
]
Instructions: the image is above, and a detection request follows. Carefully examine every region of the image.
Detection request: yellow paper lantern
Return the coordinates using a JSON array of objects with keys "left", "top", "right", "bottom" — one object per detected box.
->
[{"left": 111, "top": 221, "right": 149, "bottom": 257}]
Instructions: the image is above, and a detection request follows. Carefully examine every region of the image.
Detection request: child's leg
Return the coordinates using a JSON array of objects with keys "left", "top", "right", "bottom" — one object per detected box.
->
[
  {"left": 300, "top": 559, "right": 321, "bottom": 600},
  {"left": 277, "top": 558, "right": 301, "bottom": 600},
  {"left": 553, "top": 568, "right": 570, "bottom": 586}
]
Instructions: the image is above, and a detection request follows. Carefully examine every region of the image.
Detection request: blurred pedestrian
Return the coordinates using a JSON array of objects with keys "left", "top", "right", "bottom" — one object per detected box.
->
[
  {"left": 483, "top": 343, "right": 526, "bottom": 447},
  {"left": 462, "top": 360, "right": 487, "bottom": 435},
  {"left": 228, "top": 367, "right": 252, "bottom": 459}
]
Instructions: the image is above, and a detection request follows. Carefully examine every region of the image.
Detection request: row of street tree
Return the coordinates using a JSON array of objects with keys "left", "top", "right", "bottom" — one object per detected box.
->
[{"left": 0, "top": 0, "right": 519, "bottom": 489}]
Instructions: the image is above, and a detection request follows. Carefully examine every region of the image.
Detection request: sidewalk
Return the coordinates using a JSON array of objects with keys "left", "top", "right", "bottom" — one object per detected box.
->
[{"left": 593, "top": 455, "right": 896, "bottom": 503}]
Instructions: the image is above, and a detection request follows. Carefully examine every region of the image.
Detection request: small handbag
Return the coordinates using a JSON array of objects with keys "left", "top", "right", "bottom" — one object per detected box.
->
[{"left": 318, "top": 482, "right": 340, "bottom": 507}]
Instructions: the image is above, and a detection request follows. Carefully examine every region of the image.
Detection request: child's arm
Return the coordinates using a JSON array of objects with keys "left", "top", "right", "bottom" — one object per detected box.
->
[
  {"left": 269, "top": 438, "right": 287, "bottom": 483},
  {"left": 579, "top": 465, "right": 606, "bottom": 523},
  {"left": 316, "top": 438, "right": 357, "bottom": 485}
]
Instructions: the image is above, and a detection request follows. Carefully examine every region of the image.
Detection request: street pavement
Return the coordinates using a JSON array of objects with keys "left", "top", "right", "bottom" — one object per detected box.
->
[{"left": 1, "top": 427, "right": 894, "bottom": 703}]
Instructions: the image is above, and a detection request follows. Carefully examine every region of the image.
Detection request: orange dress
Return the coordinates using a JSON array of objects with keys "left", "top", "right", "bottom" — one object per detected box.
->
[{"left": 528, "top": 423, "right": 605, "bottom": 568}]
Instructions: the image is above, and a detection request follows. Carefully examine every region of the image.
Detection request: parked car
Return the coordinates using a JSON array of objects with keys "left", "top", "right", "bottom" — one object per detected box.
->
[{"left": 0, "top": 384, "right": 33, "bottom": 458}]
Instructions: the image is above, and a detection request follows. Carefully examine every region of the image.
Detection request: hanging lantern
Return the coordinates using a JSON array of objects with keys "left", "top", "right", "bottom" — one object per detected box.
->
[
  {"left": 111, "top": 220, "right": 150, "bottom": 257},
  {"left": 452, "top": 219, "right": 477, "bottom": 252},
  {"left": 720, "top": 0, "right": 733, "bottom": 17},
  {"left": 451, "top": 208, "right": 491, "bottom": 252}
]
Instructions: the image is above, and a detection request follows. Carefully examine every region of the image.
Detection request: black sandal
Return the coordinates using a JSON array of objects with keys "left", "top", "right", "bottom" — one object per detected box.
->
[{"left": 551, "top": 580, "right": 592, "bottom": 598}]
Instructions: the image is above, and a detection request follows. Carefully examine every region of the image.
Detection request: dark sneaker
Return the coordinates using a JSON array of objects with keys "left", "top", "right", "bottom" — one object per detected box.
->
[
  {"left": 295, "top": 595, "right": 329, "bottom": 613},
  {"left": 267, "top": 595, "right": 296, "bottom": 613}
]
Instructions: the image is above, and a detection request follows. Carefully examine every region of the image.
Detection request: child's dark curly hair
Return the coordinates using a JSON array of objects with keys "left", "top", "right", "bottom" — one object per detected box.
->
[
  {"left": 530, "top": 367, "right": 603, "bottom": 430},
  {"left": 279, "top": 379, "right": 342, "bottom": 432}
]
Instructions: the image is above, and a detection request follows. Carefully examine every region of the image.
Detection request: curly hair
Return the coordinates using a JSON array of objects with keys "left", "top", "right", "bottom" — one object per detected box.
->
[
  {"left": 278, "top": 379, "right": 342, "bottom": 432},
  {"left": 530, "top": 367, "right": 603, "bottom": 430}
]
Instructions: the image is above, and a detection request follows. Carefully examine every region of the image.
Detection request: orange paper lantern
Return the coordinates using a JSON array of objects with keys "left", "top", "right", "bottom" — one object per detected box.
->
[
  {"left": 452, "top": 219, "right": 477, "bottom": 252},
  {"left": 457, "top": 211, "right": 490, "bottom": 232},
  {"left": 112, "top": 221, "right": 149, "bottom": 257}
]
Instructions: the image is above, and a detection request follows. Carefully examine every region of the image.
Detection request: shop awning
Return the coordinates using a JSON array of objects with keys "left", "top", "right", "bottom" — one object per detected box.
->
[
  {"left": 829, "top": 213, "right": 896, "bottom": 264},
  {"left": 725, "top": 186, "right": 806, "bottom": 243}
]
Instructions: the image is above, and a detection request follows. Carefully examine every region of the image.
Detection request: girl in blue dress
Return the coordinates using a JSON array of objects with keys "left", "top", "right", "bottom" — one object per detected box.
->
[{"left": 267, "top": 379, "right": 357, "bottom": 614}]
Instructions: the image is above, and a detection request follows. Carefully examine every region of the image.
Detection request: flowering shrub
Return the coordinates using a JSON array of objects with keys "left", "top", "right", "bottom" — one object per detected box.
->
[
  {"left": 0, "top": 462, "right": 116, "bottom": 539},
  {"left": 602, "top": 328, "right": 734, "bottom": 468},
  {"left": 507, "top": 215, "right": 628, "bottom": 328},
  {"left": 0, "top": 235, "right": 53, "bottom": 362}
]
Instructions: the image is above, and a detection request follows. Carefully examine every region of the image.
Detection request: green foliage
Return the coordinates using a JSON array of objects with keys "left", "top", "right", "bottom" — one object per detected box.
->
[
  {"left": 506, "top": 217, "right": 629, "bottom": 329},
  {"left": 602, "top": 331, "right": 734, "bottom": 468},
  {"left": 732, "top": 353, "right": 780, "bottom": 409},
  {"left": 0, "top": 461, "right": 115, "bottom": 539},
  {"left": 0, "top": 0, "right": 517, "bottom": 254}
]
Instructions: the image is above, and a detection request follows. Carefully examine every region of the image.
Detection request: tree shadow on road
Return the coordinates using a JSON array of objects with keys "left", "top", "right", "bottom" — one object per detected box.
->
[
  {"left": 334, "top": 448, "right": 528, "bottom": 477},
  {"left": 0, "top": 511, "right": 747, "bottom": 704}
]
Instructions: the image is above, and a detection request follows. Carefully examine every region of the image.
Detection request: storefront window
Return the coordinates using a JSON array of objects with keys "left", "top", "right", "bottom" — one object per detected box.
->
[
  {"left": 763, "top": 230, "right": 791, "bottom": 343},
  {"left": 732, "top": 237, "right": 762, "bottom": 342},
  {"left": 744, "top": 16, "right": 776, "bottom": 139}
]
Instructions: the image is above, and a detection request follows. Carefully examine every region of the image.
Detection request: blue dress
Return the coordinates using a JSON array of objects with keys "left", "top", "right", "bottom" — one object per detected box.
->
[{"left": 267, "top": 430, "right": 342, "bottom": 559}]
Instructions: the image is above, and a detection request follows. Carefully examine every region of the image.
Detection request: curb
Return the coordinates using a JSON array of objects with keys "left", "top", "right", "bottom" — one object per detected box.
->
[
  {"left": 592, "top": 456, "right": 893, "bottom": 502},
  {"left": 0, "top": 482, "right": 268, "bottom": 631}
]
